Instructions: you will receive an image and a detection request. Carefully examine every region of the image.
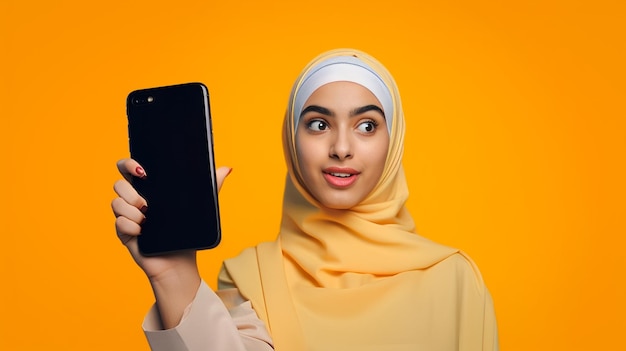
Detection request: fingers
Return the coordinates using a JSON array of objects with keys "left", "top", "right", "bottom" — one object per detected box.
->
[
  {"left": 112, "top": 179, "right": 147, "bottom": 239},
  {"left": 111, "top": 197, "right": 145, "bottom": 226},
  {"left": 111, "top": 190, "right": 146, "bottom": 237},
  {"left": 117, "top": 158, "right": 229, "bottom": 193},
  {"left": 113, "top": 179, "right": 147, "bottom": 210},
  {"left": 112, "top": 160, "right": 231, "bottom": 241},
  {"left": 116, "top": 158, "right": 147, "bottom": 183},
  {"left": 215, "top": 166, "right": 232, "bottom": 192},
  {"left": 115, "top": 216, "right": 142, "bottom": 240}
]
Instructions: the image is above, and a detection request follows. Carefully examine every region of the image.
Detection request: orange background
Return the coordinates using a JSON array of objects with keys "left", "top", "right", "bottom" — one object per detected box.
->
[{"left": 1, "top": 0, "right": 624, "bottom": 350}]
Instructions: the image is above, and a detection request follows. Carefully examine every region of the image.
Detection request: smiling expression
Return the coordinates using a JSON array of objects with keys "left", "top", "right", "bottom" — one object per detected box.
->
[{"left": 296, "top": 81, "right": 390, "bottom": 210}]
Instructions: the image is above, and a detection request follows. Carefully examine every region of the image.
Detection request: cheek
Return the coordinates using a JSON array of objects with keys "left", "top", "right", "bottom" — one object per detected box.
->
[
  {"left": 370, "top": 140, "right": 390, "bottom": 178},
  {"left": 366, "top": 135, "right": 389, "bottom": 164},
  {"left": 295, "top": 137, "right": 316, "bottom": 183},
  {"left": 295, "top": 138, "right": 309, "bottom": 167}
]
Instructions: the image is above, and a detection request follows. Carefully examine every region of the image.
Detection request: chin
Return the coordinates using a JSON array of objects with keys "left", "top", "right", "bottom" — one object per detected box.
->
[
  {"left": 317, "top": 195, "right": 361, "bottom": 211},
  {"left": 321, "top": 203, "right": 353, "bottom": 211}
]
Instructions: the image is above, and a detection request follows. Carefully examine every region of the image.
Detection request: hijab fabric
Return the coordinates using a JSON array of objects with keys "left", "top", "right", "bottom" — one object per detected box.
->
[{"left": 223, "top": 49, "right": 498, "bottom": 351}]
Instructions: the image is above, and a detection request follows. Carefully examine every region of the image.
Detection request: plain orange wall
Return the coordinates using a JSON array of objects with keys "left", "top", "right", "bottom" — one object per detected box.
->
[{"left": 1, "top": 0, "right": 624, "bottom": 350}]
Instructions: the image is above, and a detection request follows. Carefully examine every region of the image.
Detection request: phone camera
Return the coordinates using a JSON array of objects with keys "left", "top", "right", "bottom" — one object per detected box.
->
[{"left": 133, "top": 97, "right": 153, "bottom": 105}]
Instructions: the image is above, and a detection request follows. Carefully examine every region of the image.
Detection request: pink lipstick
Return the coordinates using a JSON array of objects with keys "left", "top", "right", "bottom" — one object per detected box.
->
[{"left": 323, "top": 167, "right": 360, "bottom": 188}]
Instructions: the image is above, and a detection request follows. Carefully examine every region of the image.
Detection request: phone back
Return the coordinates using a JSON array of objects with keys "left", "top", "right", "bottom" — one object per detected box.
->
[{"left": 127, "top": 82, "right": 221, "bottom": 255}]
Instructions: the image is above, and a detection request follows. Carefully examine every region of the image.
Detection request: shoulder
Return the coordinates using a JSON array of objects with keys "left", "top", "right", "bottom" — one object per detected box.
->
[
  {"left": 431, "top": 251, "right": 489, "bottom": 295},
  {"left": 218, "top": 246, "right": 260, "bottom": 289},
  {"left": 218, "top": 245, "right": 270, "bottom": 323}
]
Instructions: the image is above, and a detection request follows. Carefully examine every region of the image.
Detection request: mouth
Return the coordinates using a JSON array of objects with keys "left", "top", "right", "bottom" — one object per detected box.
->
[{"left": 322, "top": 167, "right": 360, "bottom": 188}]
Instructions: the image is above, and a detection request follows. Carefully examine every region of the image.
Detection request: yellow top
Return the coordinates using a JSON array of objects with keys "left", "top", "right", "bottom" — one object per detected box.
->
[{"left": 222, "top": 49, "right": 498, "bottom": 351}]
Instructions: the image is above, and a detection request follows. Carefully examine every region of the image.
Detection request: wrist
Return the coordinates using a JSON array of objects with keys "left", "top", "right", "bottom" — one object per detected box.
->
[
  {"left": 147, "top": 253, "right": 202, "bottom": 329},
  {"left": 149, "top": 264, "right": 201, "bottom": 293},
  {"left": 149, "top": 263, "right": 201, "bottom": 304},
  {"left": 147, "top": 251, "right": 200, "bottom": 285}
]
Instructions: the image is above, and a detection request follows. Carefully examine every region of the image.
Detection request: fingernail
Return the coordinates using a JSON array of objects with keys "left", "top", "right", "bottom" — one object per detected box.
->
[
  {"left": 136, "top": 166, "right": 147, "bottom": 178},
  {"left": 140, "top": 205, "right": 148, "bottom": 214}
]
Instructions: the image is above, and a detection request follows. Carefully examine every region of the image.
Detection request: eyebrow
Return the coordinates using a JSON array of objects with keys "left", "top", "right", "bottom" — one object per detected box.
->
[
  {"left": 300, "top": 105, "right": 332, "bottom": 119},
  {"left": 351, "top": 104, "right": 385, "bottom": 118},
  {"left": 299, "top": 104, "right": 385, "bottom": 120}
]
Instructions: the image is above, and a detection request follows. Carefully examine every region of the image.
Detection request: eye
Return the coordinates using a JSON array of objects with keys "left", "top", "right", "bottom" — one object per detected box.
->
[
  {"left": 306, "top": 119, "right": 328, "bottom": 132},
  {"left": 357, "top": 120, "right": 378, "bottom": 133}
]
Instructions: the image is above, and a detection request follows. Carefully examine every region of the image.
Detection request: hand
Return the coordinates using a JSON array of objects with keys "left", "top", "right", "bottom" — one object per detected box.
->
[
  {"left": 111, "top": 158, "right": 232, "bottom": 280},
  {"left": 111, "top": 158, "right": 232, "bottom": 328}
]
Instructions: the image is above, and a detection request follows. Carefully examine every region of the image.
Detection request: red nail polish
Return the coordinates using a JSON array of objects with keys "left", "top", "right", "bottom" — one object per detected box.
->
[
  {"left": 136, "top": 166, "right": 146, "bottom": 178},
  {"left": 140, "top": 205, "right": 148, "bottom": 214}
]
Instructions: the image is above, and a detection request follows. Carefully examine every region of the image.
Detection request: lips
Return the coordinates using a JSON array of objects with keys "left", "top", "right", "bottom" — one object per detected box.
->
[{"left": 323, "top": 167, "right": 360, "bottom": 188}]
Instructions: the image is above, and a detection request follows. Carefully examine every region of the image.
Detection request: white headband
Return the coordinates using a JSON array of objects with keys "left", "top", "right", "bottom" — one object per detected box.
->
[{"left": 294, "top": 56, "right": 393, "bottom": 133}]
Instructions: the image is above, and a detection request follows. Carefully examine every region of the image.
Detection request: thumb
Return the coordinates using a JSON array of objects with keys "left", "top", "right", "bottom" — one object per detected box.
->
[{"left": 215, "top": 166, "right": 232, "bottom": 192}]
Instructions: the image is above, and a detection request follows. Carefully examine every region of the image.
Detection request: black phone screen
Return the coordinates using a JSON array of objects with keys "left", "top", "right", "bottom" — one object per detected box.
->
[{"left": 126, "top": 82, "right": 220, "bottom": 255}]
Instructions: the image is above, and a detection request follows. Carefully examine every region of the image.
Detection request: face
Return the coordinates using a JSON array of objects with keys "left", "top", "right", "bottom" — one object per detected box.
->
[{"left": 296, "top": 81, "right": 390, "bottom": 210}]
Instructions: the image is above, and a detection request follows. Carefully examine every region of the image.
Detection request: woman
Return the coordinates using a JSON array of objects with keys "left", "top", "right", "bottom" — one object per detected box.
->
[{"left": 112, "top": 49, "right": 498, "bottom": 350}]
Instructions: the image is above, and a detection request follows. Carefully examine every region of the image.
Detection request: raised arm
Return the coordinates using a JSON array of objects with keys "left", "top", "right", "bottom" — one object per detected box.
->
[{"left": 111, "top": 158, "right": 231, "bottom": 325}]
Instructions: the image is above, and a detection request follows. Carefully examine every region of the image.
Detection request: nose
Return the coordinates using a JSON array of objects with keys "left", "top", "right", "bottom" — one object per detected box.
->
[{"left": 329, "top": 129, "right": 353, "bottom": 160}]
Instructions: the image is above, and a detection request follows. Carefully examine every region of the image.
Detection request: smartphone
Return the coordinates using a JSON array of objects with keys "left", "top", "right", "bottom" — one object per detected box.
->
[{"left": 126, "top": 82, "right": 221, "bottom": 256}]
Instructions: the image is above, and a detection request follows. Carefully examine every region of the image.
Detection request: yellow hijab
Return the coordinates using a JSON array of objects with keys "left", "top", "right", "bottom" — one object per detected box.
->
[{"left": 223, "top": 49, "right": 498, "bottom": 351}]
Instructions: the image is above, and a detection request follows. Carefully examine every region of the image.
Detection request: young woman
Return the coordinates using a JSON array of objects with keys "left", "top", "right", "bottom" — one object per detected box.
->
[{"left": 112, "top": 49, "right": 498, "bottom": 351}]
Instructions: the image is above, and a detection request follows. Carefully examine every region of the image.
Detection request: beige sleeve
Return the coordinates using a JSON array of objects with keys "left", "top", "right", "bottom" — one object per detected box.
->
[{"left": 143, "top": 280, "right": 273, "bottom": 351}]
